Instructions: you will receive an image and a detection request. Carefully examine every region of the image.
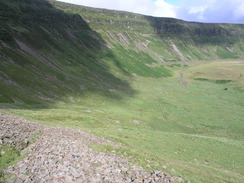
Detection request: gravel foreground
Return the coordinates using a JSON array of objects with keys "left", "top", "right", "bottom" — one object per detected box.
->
[{"left": 0, "top": 113, "right": 183, "bottom": 183}]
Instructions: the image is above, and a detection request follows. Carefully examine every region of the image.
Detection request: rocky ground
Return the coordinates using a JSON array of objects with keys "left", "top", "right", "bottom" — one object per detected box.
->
[{"left": 0, "top": 113, "right": 183, "bottom": 183}]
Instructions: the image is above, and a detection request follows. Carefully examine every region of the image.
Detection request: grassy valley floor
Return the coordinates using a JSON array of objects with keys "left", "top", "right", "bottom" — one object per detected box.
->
[{"left": 1, "top": 60, "right": 244, "bottom": 183}]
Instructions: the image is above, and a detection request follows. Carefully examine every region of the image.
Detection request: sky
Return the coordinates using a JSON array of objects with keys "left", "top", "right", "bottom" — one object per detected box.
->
[{"left": 57, "top": 0, "right": 244, "bottom": 23}]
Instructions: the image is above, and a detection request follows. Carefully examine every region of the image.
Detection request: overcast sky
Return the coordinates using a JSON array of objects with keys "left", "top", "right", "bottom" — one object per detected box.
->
[{"left": 57, "top": 0, "right": 244, "bottom": 23}]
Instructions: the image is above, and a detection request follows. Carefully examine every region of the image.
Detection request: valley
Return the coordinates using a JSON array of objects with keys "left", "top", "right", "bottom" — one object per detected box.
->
[
  {"left": 0, "top": 0, "right": 244, "bottom": 182},
  {"left": 1, "top": 60, "right": 244, "bottom": 182}
]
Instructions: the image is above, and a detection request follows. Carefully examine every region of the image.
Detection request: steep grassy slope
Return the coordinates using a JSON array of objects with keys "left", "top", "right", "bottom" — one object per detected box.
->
[
  {"left": 0, "top": 0, "right": 244, "bottom": 104},
  {"left": 54, "top": 0, "right": 244, "bottom": 61},
  {"left": 0, "top": 0, "right": 174, "bottom": 105},
  {"left": 0, "top": 0, "right": 244, "bottom": 182}
]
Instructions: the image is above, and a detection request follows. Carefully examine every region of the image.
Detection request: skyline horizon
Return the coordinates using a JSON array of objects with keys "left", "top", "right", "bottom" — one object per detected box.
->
[{"left": 57, "top": 0, "right": 244, "bottom": 24}]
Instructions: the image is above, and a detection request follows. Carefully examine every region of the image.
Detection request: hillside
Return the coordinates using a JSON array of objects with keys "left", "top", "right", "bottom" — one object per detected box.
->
[
  {"left": 0, "top": 0, "right": 136, "bottom": 105},
  {"left": 0, "top": 0, "right": 244, "bottom": 183},
  {"left": 53, "top": 0, "right": 244, "bottom": 61},
  {"left": 0, "top": 0, "right": 244, "bottom": 104},
  {"left": 55, "top": 1, "right": 244, "bottom": 61}
]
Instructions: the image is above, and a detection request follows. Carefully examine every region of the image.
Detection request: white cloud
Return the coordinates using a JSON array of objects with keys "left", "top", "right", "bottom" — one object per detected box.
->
[
  {"left": 188, "top": 6, "right": 208, "bottom": 15},
  {"left": 57, "top": 0, "right": 177, "bottom": 18},
  {"left": 188, "top": 6, "right": 208, "bottom": 20},
  {"left": 153, "top": 0, "right": 176, "bottom": 17},
  {"left": 177, "top": 0, "right": 244, "bottom": 23}
]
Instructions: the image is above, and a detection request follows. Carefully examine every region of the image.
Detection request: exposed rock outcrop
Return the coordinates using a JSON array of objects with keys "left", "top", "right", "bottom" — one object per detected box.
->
[
  {"left": 0, "top": 113, "right": 183, "bottom": 183},
  {"left": 0, "top": 113, "right": 43, "bottom": 150}
]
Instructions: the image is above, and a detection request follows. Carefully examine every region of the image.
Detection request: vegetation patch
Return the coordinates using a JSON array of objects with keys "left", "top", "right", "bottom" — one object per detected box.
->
[
  {"left": 0, "top": 144, "right": 21, "bottom": 182},
  {"left": 194, "top": 78, "right": 232, "bottom": 84},
  {"left": 215, "top": 79, "right": 232, "bottom": 84},
  {"left": 89, "top": 144, "right": 162, "bottom": 171}
]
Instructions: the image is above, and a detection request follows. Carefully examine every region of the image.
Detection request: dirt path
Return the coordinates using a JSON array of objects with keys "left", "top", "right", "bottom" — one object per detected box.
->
[
  {"left": 1, "top": 113, "right": 183, "bottom": 183},
  {"left": 179, "top": 69, "right": 188, "bottom": 85}
]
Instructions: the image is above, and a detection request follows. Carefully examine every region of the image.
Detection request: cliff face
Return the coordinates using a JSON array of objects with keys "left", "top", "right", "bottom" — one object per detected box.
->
[
  {"left": 52, "top": 1, "right": 244, "bottom": 36},
  {"left": 0, "top": 0, "right": 244, "bottom": 104},
  {"left": 53, "top": 1, "right": 244, "bottom": 61},
  {"left": 148, "top": 18, "right": 243, "bottom": 36}
]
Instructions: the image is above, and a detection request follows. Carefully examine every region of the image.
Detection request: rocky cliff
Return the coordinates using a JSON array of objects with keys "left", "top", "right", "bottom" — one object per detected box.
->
[{"left": 53, "top": 1, "right": 244, "bottom": 60}]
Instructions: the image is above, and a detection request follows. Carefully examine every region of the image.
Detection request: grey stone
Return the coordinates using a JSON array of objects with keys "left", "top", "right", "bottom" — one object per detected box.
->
[
  {"left": 15, "top": 180, "right": 24, "bottom": 183},
  {"left": 6, "top": 180, "right": 14, "bottom": 183},
  {"left": 1, "top": 113, "right": 178, "bottom": 183},
  {"left": 71, "top": 170, "right": 82, "bottom": 178},
  {"left": 65, "top": 176, "right": 73, "bottom": 182}
]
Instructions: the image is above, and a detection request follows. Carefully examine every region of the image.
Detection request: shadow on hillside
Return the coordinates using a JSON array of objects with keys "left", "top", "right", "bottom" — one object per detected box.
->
[{"left": 0, "top": 0, "right": 135, "bottom": 108}]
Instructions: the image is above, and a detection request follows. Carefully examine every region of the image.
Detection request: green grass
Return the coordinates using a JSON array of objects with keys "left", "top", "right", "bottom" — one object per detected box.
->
[
  {"left": 1, "top": 1, "right": 244, "bottom": 182},
  {"left": 185, "top": 60, "right": 244, "bottom": 91},
  {"left": 0, "top": 144, "right": 21, "bottom": 182},
  {"left": 2, "top": 61, "right": 243, "bottom": 183},
  {"left": 194, "top": 78, "right": 232, "bottom": 84}
]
